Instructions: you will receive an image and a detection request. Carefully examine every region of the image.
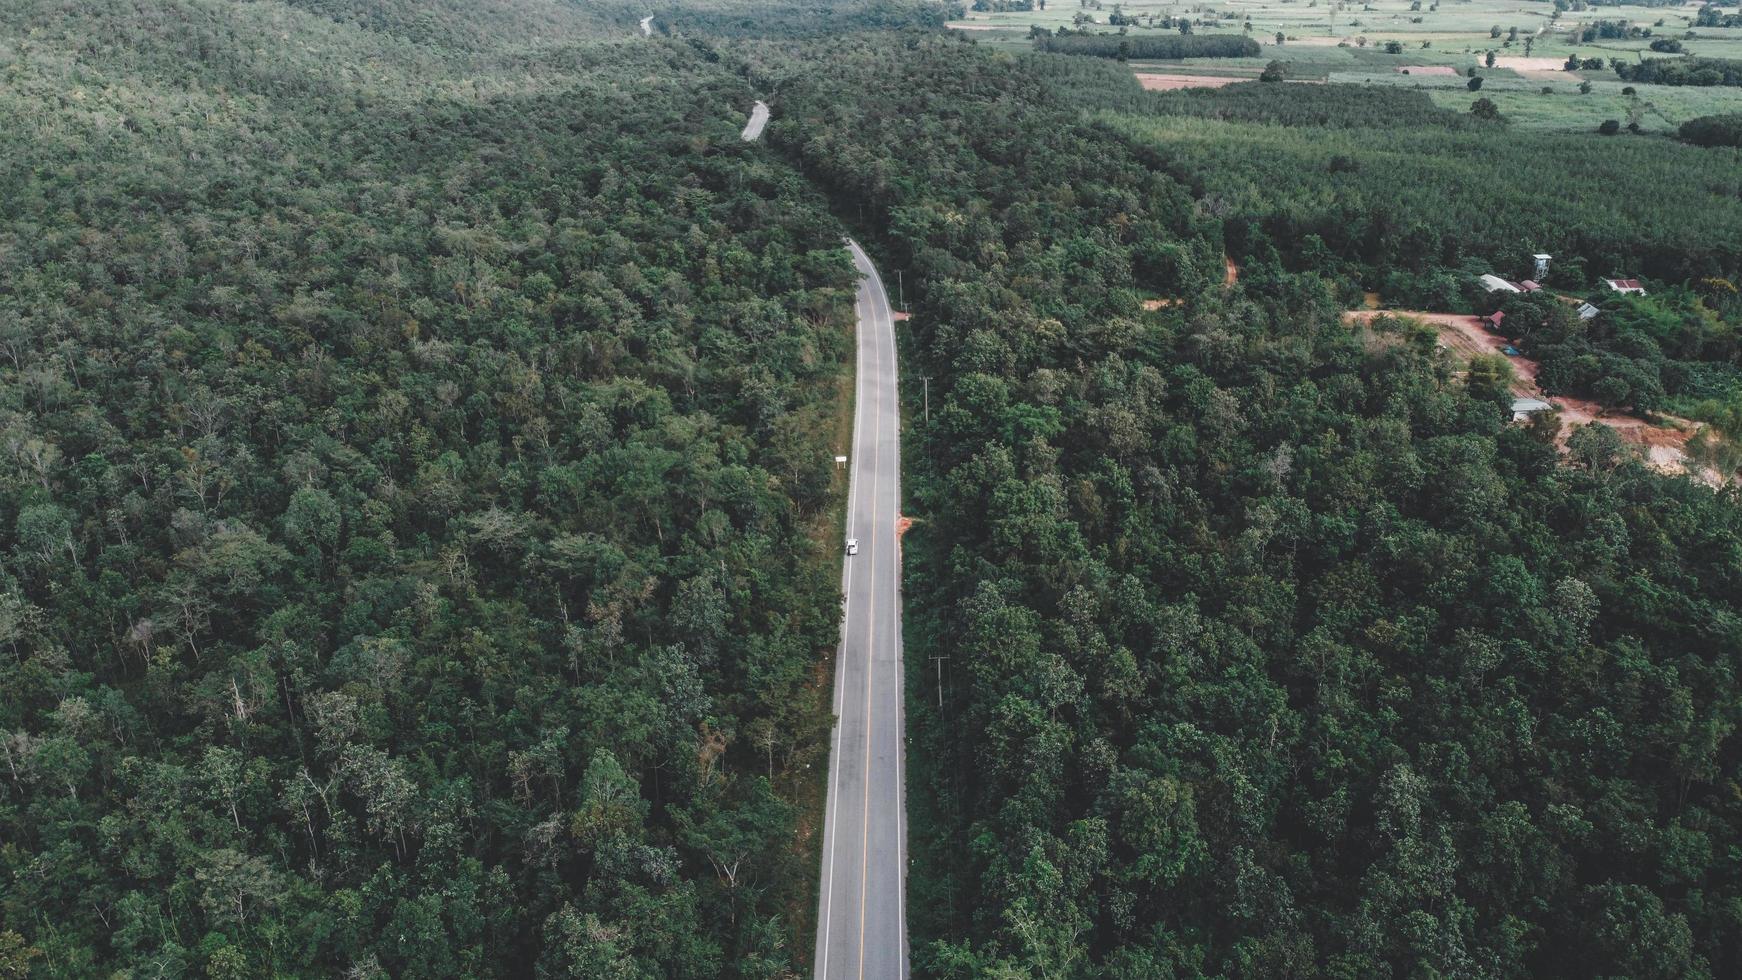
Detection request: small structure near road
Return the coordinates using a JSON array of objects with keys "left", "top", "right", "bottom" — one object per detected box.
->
[
  {"left": 1512, "top": 396, "right": 1553, "bottom": 421},
  {"left": 1604, "top": 278, "right": 1647, "bottom": 295},
  {"left": 1481, "top": 310, "right": 1507, "bottom": 332},
  {"left": 1577, "top": 302, "right": 1601, "bottom": 321}
]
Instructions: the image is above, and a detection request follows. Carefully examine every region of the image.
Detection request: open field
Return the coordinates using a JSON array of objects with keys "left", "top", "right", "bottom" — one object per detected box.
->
[
  {"left": 950, "top": 0, "right": 1742, "bottom": 129},
  {"left": 1135, "top": 71, "right": 1250, "bottom": 88}
]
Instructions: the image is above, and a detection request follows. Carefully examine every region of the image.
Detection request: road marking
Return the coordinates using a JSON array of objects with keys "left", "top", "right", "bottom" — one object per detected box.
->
[
  {"left": 819, "top": 241, "right": 904, "bottom": 979},
  {"left": 875, "top": 262, "right": 909, "bottom": 980},
  {"left": 855, "top": 248, "right": 884, "bottom": 980},
  {"left": 819, "top": 264, "right": 869, "bottom": 978}
]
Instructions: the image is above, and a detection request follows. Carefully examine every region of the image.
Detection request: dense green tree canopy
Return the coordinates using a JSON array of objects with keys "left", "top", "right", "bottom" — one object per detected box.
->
[
  {"left": 759, "top": 29, "right": 1742, "bottom": 979},
  {"left": 0, "top": 1, "right": 905, "bottom": 974}
]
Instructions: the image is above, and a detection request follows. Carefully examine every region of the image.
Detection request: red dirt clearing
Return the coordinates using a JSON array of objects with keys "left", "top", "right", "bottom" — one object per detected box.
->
[
  {"left": 1350, "top": 311, "right": 1538, "bottom": 396},
  {"left": 1224, "top": 255, "right": 1240, "bottom": 288},
  {"left": 1345, "top": 310, "right": 1702, "bottom": 475},
  {"left": 1135, "top": 73, "right": 1247, "bottom": 91}
]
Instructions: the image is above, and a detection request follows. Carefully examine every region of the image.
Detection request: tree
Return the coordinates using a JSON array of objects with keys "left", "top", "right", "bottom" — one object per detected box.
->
[
  {"left": 1465, "top": 353, "right": 1517, "bottom": 406},
  {"left": 1471, "top": 96, "right": 1502, "bottom": 119},
  {"left": 1468, "top": 75, "right": 1485, "bottom": 91},
  {"left": 1599, "top": 118, "right": 1621, "bottom": 134},
  {"left": 1261, "top": 60, "right": 1287, "bottom": 82}
]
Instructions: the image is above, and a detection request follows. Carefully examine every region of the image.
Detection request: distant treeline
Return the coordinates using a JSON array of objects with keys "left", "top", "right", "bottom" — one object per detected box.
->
[
  {"left": 1130, "top": 80, "right": 1476, "bottom": 129},
  {"left": 647, "top": 0, "right": 953, "bottom": 36},
  {"left": 1035, "top": 33, "right": 1261, "bottom": 59},
  {"left": 1681, "top": 113, "right": 1742, "bottom": 148},
  {"left": 1615, "top": 56, "right": 1742, "bottom": 86},
  {"left": 1696, "top": 3, "right": 1742, "bottom": 27},
  {"left": 1095, "top": 81, "right": 1742, "bottom": 288}
]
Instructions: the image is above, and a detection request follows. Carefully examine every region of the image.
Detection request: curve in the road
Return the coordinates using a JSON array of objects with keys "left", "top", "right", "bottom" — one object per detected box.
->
[
  {"left": 638, "top": 15, "right": 653, "bottom": 35},
  {"left": 815, "top": 240, "right": 908, "bottom": 979},
  {"left": 741, "top": 100, "right": 770, "bottom": 142}
]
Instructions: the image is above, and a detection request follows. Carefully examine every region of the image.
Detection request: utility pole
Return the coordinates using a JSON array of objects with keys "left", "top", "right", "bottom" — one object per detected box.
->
[
  {"left": 896, "top": 269, "right": 905, "bottom": 313},
  {"left": 921, "top": 376, "right": 930, "bottom": 426},
  {"left": 929, "top": 653, "right": 949, "bottom": 709}
]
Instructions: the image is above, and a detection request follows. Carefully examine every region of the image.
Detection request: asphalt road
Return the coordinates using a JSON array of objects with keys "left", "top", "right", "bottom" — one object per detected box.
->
[
  {"left": 814, "top": 240, "right": 908, "bottom": 979},
  {"left": 741, "top": 100, "right": 770, "bottom": 142}
]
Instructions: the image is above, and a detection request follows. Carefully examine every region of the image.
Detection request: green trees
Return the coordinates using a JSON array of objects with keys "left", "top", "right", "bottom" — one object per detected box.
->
[
  {"left": 1034, "top": 33, "right": 1262, "bottom": 58},
  {"left": 1101, "top": 83, "right": 1742, "bottom": 284},
  {"left": 0, "top": 1, "right": 867, "bottom": 975},
  {"left": 763, "top": 29, "right": 1742, "bottom": 980},
  {"left": 1616, "top": 56, "right": 1742, "bottom": 86},
  {"left": 1680, "top": 112, "right": 1742, "bottom": 147}
]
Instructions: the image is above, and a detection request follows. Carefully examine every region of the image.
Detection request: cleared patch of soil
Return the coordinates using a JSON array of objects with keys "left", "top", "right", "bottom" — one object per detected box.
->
[
  {"left": 1345, "top": 310, "right": 1702, "bottom": 475},
  {"left": 1348, "top": 311, "right": 1537, "bottom": 395},
  {"left": 1135, "top": 72, "right": 1248, "bottom": 90},
  {"left": 1224, "top": 255, "right": 1240, "bottom": 288},
  {"left": 1494, "top": 56, "right": 1573, "bottom": 74}
]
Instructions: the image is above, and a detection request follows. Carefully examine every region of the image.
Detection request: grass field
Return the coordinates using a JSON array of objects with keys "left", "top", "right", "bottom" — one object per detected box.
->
[{"left": 952, "top": 0, "right": 1742, "bottom": 129}]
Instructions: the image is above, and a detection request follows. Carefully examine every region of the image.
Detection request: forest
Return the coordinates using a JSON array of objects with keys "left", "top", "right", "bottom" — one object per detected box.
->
[
  {"left": 1034, "top": 33, "right": 1262, "bottom": 59},
  {"left": 1615, "top": 56, "right": 1742, "bottom": 87},
  {"left": 0, "top": 0, "right": 901, "bottom": 975},
  {"left": 759, "top": 27, "right": 1742, "bottom": 980},
  {"left": 6, "top": 1, "right": 1742, "bottom": 978},
  {"left": 1090, "top": 82, "right": 1742, "bottom": 291}
]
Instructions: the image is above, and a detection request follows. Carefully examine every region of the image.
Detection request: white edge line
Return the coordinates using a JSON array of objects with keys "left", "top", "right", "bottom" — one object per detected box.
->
[
  {"left": 862, "top": 250, "right": 909, "bottom": 980},
  {"left": 820, "top": 239, "right": 871, "bottom": 978}
]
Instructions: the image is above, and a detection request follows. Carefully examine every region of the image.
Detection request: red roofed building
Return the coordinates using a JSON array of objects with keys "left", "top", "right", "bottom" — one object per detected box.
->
[
  {"left": 1481, "top": 310, "right": 1506, "bottom": 332},
  {"left": 1604, "top": 278, "right": 1646, "bottom": 295}
]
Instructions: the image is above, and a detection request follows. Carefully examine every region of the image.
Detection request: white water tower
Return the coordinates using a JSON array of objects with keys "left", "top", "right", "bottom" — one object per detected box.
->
[{"left": 1532, "top": 253, "right": 1551, "bottom": 280}]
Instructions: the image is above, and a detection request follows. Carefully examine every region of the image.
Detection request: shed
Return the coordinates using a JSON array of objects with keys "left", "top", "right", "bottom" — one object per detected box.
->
[
  {"left": 1577, "top": 302, "right": 1600, "bottom": 321},
  {"left": 1518, "top": 280, "right": 1544, "bottom": 293},
  {"left": 1604, "top": 278, "right": 1646, "bottom": 295},
  {"left": 1511, "top": 397, "right": 1553, "bottom": 421},
  {"left": 1481, "top": 310, "right": 1507, "bottom": 332},
  {"left": 1480, "top": 274, "right": 1521, "bottom": 293}
]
